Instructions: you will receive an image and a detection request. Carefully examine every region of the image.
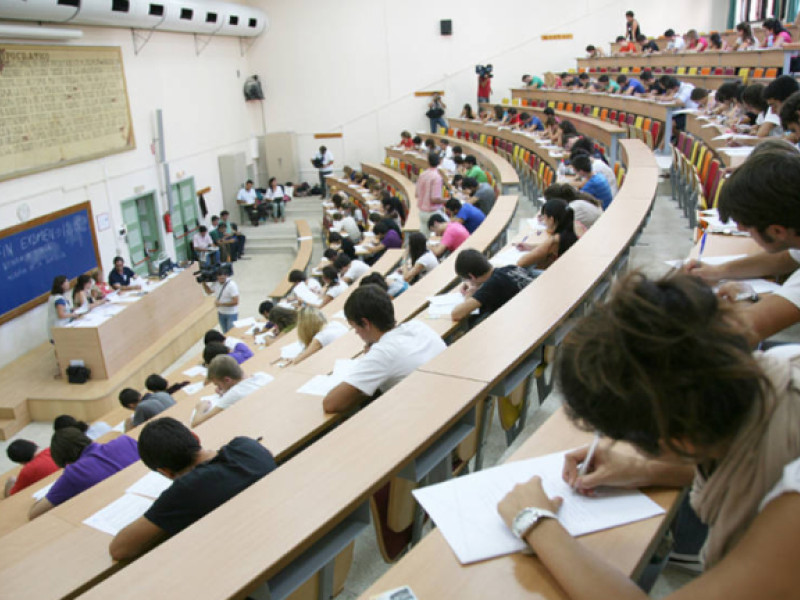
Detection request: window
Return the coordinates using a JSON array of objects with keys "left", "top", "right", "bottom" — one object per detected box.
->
[
  {"left": 736, "top": 0, "right": 789, "bottom": 22},
  {"left": 111, "top": 0, "right": 129, "bottom": 12},
  {"left": 180, "top": 7, "right": 193, "bottom": 20},
  {"left": 248, "top": 18, "right": 257, "bottom": 28},
  {"left": 229, "top": 15, "right": 239, "bottom": 26},
  {"left": 206, "top": 12, "right": 217, "bottom": 23},
  {"left": 149, "top": 3, "right": 164, "bottom": 16}
]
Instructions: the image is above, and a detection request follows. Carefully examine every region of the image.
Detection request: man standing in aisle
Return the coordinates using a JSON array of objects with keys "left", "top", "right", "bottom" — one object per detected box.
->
[
  {"left": 201, "top": 264, "right": 239, "bottom": 333},
  {"left": 416, "top": 152, "right": 445, "bottom": 237},
  {"left": 312, "top": 145, "right": 334, "bottom": 199}
]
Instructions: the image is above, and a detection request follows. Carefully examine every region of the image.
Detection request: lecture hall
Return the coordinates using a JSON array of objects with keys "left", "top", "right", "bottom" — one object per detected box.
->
[{"left": 1, "top": 0, "right": 800, "bottom": 598}]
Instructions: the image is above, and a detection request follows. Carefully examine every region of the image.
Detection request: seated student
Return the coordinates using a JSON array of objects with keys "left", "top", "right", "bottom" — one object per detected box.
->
[
  {"left": 444, "top": 198, "right": 485, "bottom": 234},
  {"left": 595, "top": 74, "right": 621, "bottom": 94},
  {"left": 734, "top": 21, "right": 759, "bottom": 50},
  {"left": 402, "top": 231, "right": 439, "bottom": 283},
  {"left": 320, "top": 265, "right": 349, "bottom": 308},
  {"left": 762, "top": 17, "right": 793, "bottom": 48},
  {"left": 322, "top": 285, "right": 445, "bottom": 413},
  {"left": 585, "top": 45, "right": 604, "bottom": 58},
  {"left": 640, "top": 69, "right": 665, "bottom": 96},
  {"left": 663, "top": 28, "right": 686, "bottom": 52},
  {"left": 266, "top": 306, "right": 297, "bottom": 339},
  {"left": 521, "top": 73, "right": 546, "bottom": 88},
  {"left": 328, "top": 231, "right": 357, "bottom": 259},
  {"left": 363, "top": 221, "right": 402, "bottom": 265},
  {"left": 5, "top": 440, "right": 59, "bottom": 497},
  {"left": 290, "top": 307, "right": 349, "bottom": 365},
  {"left": 361, "top": 271, "right": 408, "bottom": 298},
  {"left": 617, "top": 74, "right": 646, "bottom": 96},
  {"left": 90, "top": 268, "right": 113, "bottom": 300},
  {"left": 615, "top": 35, "right": 636, "bottom": 54},
  {"left": 462, "top": 176, "right": 496, "bottom": 215},
  {"left": 555, "top": 120, "right": 578, "bottom": 147},
  {"left": 523, "top": 111, "right": 545, "bottom": 132},
  {"left": 287, "top": 269, "right": 323, "bottom": 307},
  {"left": 381, "top": 193, "right": 407, "bottom": 227},
  {"left": 428, "top": 214, "right": 470, "bottom": 258},
  {"left": 339, "top": 202, "right": 362, "bottom": 242},
  {"left": 109, "top": 417, "right": 276, "bottom": 560},
  {"left": 780, "top": 90, "right": 800, "bottom": 139},
  {"left": 741, "top": 83, "right": 783, "bottom": 138},
  {"left": 685, "top": 29, "right": 709, "bottom": 52},
  {"left": 573, "top": 154, "right": 613, "bottom": 209},
  {"left": 119, "top": 387, "right": 176, "bottom": 432},
  {"left": 570, "top": 145, "right": 617, "bottom": 196},
  {"left": 517, "top": 198, "right": 579, "bottom": 270},
  {"left": 764, "top": 75, "right": 800, "bottom": 128},
  {"left": 192, "top": 225, "right": 219, "bottom": 265},
  {"left": 399, "top": 130, "right": 414, "bottom": 149},
  {"left": 253, "top": 300, "right": 275, "bottom": 334},
  {"left": 191, "top": 355, "right": 270, "bottom": 426},
  {"left": 144, "top": 373, "right": 188, "bottom": 397},
  {"left": 498, "top": 272, "right": 800, "bottom": 598},
  {"left": 370, "top": 210, "right": 403, "bottom": 239},
  {"left": 72, "top": 274, "right": 104, "bottom": 315},
  {"left": 543, "top": 183, "right": 603, "bottom": 235},
  {"left": 637, "top": 33, "right": 659, "bottom": 53},
  {"left": 333, "top": 253, "right": 371, "bottom": 284},
  {"left": 460, "top": 103, "right": 476, "bottom": 119},
  {"left": 576, "top": 73, "right": 594, "bottom": 91},
  {"left": 691, "top": 87, "right": 711, "bottom": 111},
  {"left": 210, "top": 220, "right": 237, "bottom": 262},
  {"left": 709, "top": 31, "right": 730, "bottom": 51},
  {"left": 53, "top": 414, "right": 111, "bottom": 440},
  {"left": 203, "top": 330, "right": 254, "bottom": 365},
  {"left": 452, "top": 249, "right": 534, "bottom": 322},
  {"left": 219, "top": 210, "right": 245, "bottom": 259},
  {"left": 30, "top": 428, "right": 139, "bottom": 519},
  {"left": 686, "top": 145, "right": 800, "bottom": 344},
  {"left": 464, "top": 155, "right": 488, "bottom": 184},
  {"left": 108, "top": 256, "right": 140, "bottom": 291}
]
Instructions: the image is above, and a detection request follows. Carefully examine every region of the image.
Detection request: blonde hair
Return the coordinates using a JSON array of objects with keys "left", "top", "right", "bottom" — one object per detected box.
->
[
  {"left": 297, "top": 307, "right": 327, "bottom": 346},
  {"left": 207, "top": 355, "right": 243, "bottom": 382}
]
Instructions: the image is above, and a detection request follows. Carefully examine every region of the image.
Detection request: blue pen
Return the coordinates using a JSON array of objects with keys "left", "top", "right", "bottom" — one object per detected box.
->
[{"left": 697, "top": 231, "right": 708, "bottom": 262}]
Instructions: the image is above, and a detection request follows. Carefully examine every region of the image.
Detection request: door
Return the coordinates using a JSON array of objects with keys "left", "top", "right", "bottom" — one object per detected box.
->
[
  {"left": 120, "top": 192, "right": 162, "bottom": 276},
  {"left": 171, "top": 178, "right": 199, "bottom": 262}
]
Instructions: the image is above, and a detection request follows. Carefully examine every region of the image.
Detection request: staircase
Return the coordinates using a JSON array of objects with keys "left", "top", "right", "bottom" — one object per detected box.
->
[{"left": 239, "top": 196, "right": 324, "bottom": 255}]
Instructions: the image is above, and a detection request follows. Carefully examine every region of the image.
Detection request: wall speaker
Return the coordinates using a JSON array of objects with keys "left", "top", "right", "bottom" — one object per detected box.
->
[{"left": 440, "top": 19, "right": 452, "bottom": 36}]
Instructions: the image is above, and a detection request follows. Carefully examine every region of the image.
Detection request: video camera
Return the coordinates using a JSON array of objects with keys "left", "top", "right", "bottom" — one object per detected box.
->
[
  {"left": 476, "top": 64, "right": 493, "bottom": 78},
  {"left": 194, "top": 262, "right": 233, "bottom": 284}
]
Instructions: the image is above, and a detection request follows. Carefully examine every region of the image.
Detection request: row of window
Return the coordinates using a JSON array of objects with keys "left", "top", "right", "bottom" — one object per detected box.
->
[{"left": 54, "top": 0, "right": 259, "bottom": 27}]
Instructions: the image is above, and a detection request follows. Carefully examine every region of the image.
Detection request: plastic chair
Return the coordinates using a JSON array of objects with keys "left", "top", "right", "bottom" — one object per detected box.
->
[
  {"left": 512, "top": 98, "right": 520, "bottom": 106},
  {"left": 592, "top": 107, "right": 600, "bottom": 118},
  {"left": 676, "top": 67, "right": 686, "bottom": 75},
  {"left": 765, "top": 67, "right": 778, "bottom": 79},
  {"left": 737, "top": 68, "right": 749, "bottom": 82},
  {"left": 620, "top": 66, "right": 630, "bottom": 74},
  {"left": 502, "top": 98, "right": 510, "bottom": 105},
  {"left": 688, "top": 67, "right": 698, "bottom": 75},
  {"left": 752, "top": 68, "right": 764, "bottom": 79},
  {"left": 600, "top": 108, "right": 609, "bottom": 121},
  {"left": 700, "top": 67, "right": 712, "bottom": 75}
]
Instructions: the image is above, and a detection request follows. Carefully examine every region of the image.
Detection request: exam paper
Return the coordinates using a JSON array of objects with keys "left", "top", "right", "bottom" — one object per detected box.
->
[
  {"left": 33, "top": 482, "right": 54, "bottom": 501},
  {"left": 233, "top": 317, "right": 256, "bottom": 329},
  {"left": 280, "top": 341, "right": 305, "bottom": 360},
  {"left": 183, "top": 365, "right": 207, "bottom": 378},
  {"left": 182, "top": 381, "right": 205, "bottom": 396},
  {"left": 296, "top": 360, "right": 356, "bottom": 396},
  {"left": 490, "top": 247, "right": 526, "bottom": 268},
  {"left": 413, "top": 451, "right": 665, "bottom": 564},
  {"left": 665, "top": 254, "right": 748, "bottom": 269},
  {"left": 224, "top": 336, "right": 244, "bottom": 350},
  {"left": 294, "top": 282, "right": 323, "bottom": 307},
  {"left": 83, "top": 494, "right": 154, "bottom": 536},
  {"left": 427, "top": 293, "right": 465, "bottom": 318},
  {"left": 126, "top": 471, "right": 172, "bottom": 500},
  {"left": 111, "top": 421, "right": 126, "bottom": 433}
]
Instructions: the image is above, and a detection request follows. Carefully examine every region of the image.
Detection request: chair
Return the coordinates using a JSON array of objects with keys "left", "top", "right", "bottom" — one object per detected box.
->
[
  {"left": 592, "top": 107, "right": 600, "bottom": 118},
  {"left": 556, "top": 102, "right": 565, "bottom": 110},
  {"left": 765, "top": 67, "right": 778, "bottom": 79},
  {"left": 583, "top": 105, "right": 591, "bottom": 116},
  {"left": 626, "top": 113, "right": 635, "bottom": 125},
  {"left": 700, "top": 67, "right": 712, "bottom": 75},
  {"left": 565, "top": 102, "right": 573, "bottom": 112},
  {"left": 512, "top": 98, "right": 520, "bottom": 106},
  {"left": 737, "top": 68, "right": 749, "bottom": 82},
  {"left": 676, "top": 67, "right": 686, "bottom": 75},
  {"left": 704, "top": 160, "right": 721, "bottom": 206},
  {"left": 752, "top": 68, "right": 764, "bottom": 79},
  {"left": 713, "top": 67, "right": 723, "bottom": 75},
  {"left": 502, "top": 98, "right": 510, "bottom": 105},
  {"left": 600, "top": 108, "right": 609, "bottom": 121},
  {"left": 620, "top": 67, "right": 629, "bottom": 74},
  {"left": 712, "top": 176, "right": 725, "bottom": 208},
  {"left": 617, "top": 111, "right": 626, "bottom": 124},
  {"left": 634, "top": 115, "right": 644, "bottom": 129},
  {"left": 609, "top": 109, "right": 617, "bottom": 121},
  {"left": 632, "top": 66, "right": 641, "bottom": 74},
  {"left": 578, "top": 67, "right": 586, "bottom": 73},
  {"left": 688, "top": 67, "right": 698, "bottom": 75}
]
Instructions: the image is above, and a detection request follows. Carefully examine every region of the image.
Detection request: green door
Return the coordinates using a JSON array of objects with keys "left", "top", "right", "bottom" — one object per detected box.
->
[
  {"left": 120, "top": 192, "right": 162, "bottom": 276},
  {"left": 171, "top": 178, "right": 199, "bottom": 262}
]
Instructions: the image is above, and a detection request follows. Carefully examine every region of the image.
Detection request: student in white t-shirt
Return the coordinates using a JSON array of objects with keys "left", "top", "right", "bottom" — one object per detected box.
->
[
  {"left": 340, "top": 202, "right": 362, "bottom": 242},
  {"left": 320, "top": 266, "right": 348, "bottom": 308},
  {"left": 290, "top": 307, "right": 349, "bottom": 365},
  {"left": 201, "top": 265, "right": 239, "bottom": 333},
  {"left": 191, "top": 356, "right": 270, "bottom": 426},
  {"left": 287, "top": 270, "right": 323, "bottom": 307},
  {"left": 323, "top": 285, "right": 446, "bottom": 413},
  {"left": 333, "top": 254, "right": 371, "bottom": 284},
  {"left": 402, "top": 231, "right": 439, "bottom": 283}
]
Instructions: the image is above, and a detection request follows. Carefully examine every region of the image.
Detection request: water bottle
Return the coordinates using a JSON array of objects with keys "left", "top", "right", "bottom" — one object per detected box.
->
[{"left": 557, "top": 160, "right": 566, "bottom": 180}]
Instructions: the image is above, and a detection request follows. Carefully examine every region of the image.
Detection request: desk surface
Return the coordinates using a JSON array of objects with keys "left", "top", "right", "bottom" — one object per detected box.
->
[
  {"left": 420, "top": 132, "right": 520, "bottom": 187},
  {"left": 577, "top": 47, "right": 792, "bottom": 70},
  {"left": 512, "top": 88, "right": 677, "bottom": 123}
]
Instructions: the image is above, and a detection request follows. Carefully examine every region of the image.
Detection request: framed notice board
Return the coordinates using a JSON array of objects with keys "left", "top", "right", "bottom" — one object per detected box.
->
[
  {"left": 0, "top": 44, "right": 136, "bottom": 181},
  {"left": 0, "top": 202, "right": 101, "bottom": 325}
]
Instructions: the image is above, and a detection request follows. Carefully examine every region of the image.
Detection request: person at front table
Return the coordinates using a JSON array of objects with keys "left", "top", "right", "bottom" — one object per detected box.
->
[
  {"left": 47, "top": 275, "right": 80, "bottom": 345},
  {"left": 109, "top": 417, "right": 276, "bottom": 561},
  {"left": 29, "top": 427, "right": 139, "bottom": 519},
  {"left": 191, "top": 355, "right": 269, "bottom": 427},
  {"left": 109, "top": 256, "right": 141, "bottom": 291},
  {"left": 322, "top": 285, "right": 445, "bottom": 414},
  {"left": 496, "top": 271, "right": 800, "bottom": 600},
  {"left": 686, "top": 146, "right": 800, "bottom": 345},
  {"left": 516, "top": 198, "right": 579, "bottom": 271},
  {"left": 201, "top": 264, "right": 239, "bottom": 333}
]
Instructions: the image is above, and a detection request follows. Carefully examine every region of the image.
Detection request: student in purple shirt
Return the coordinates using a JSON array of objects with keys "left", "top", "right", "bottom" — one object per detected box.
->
[
  {"left": 203, "top": 330, "right": 254, "bottom": 365},
  {"left": 29, "top": 428, "right": 139, "bottom": 519},
  {"left": 364, "top": 220, "right": 402, "bottom": 265}
]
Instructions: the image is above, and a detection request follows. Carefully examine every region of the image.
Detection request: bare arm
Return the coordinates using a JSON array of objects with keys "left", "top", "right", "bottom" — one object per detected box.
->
[
  {"left": 191, "top": 400, "right": 222, "bottom": 427},
  {"left": 686, "top": 250, "right": 798, "bottom": 282},
  {"left": 290, "top": 338, "right": 323, "bottom": 365},
  {"left": 452, "top": 297, "right": 481, "bottom": 322},
  {"left": 323, "top": 382, "right": 367, "bottom": 414},
  {"left": 735, "top": 295, "right": 800, "bottom": 345},
  {"left": 29, "top": 497, "right": 54, "bottom": 520},
  {"left": 517, "top": 238, "right": 555, "bottom": 269},
  {"left": 110, "top": 517, "right": 169, "bottom": 561},
  {"left": 403, "top": 262, "right": 425, "bottom": 283}
]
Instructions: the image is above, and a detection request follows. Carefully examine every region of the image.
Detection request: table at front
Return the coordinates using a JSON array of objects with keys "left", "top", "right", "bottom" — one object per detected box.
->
[{"left": 51, "top": 268, "right": 206, "bottom": 379}]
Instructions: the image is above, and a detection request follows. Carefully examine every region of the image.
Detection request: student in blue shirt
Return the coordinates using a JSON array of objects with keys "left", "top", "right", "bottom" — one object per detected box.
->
[
  {"left": 573, "top": 154, "right": 613, "bottom": 209},
  {"left": 444, "top": 198, "right": 486, "bottom": 234},
  {"left": 617, "top": 74, "right": 646, "bottom": 96},
  {"left": 524, "top": 113, "right": 544, "bottom": 132}
]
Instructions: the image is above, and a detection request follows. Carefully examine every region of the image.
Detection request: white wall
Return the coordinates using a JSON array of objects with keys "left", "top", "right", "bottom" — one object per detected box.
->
[
  {"left": 0, "top": 23, "right": 259, "bottom": 367},
  {"left": 246, "top": 0, "right": 727, "bottom": 182}
]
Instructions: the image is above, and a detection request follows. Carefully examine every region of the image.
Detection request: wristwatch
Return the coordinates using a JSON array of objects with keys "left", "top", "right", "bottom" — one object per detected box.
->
[{"left": 511, "top": 507, "right": 559, "bottom": 540}]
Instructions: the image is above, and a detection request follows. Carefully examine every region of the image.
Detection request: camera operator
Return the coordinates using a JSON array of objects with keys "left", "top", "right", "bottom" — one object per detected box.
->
[
  {"left": 426, "top": 92, "right": 448, "bottom": 134},
  {"left": 311, "top": 145, "right": 334, "bottom": 199},
  {"left": 201, "top": 265, "right": 239, "bottom": 333},
  {"left": 477, "top": 64, "right": 493, "bottom": 108}
]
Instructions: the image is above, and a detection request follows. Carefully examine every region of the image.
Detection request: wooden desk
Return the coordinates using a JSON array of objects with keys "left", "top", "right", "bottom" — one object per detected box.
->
[
  {"left": 607, "top": 25, "right": 800, "bottom": 54},
  {"left": 361, "top": 163, "right": 420, "bottom": 233},
  {"left": 359, "top": 408, "right": 680, "bottom": 600},
  {"left": 685, "top": 115, "right": 732, "bottom": 166},
  {"left": 577, "top": 47, "right": 797, "bottom": 72},
  {"left": 51, "top": 269, "right": 205, "bottom": 380},
  {"left": 267, "top": 220, "right": 315, "bottom": 300}
]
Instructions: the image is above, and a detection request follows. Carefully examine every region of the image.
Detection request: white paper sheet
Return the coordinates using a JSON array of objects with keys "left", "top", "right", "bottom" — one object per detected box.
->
[
  {"left": 280, "top": 341, "right": 305, "bottom": 360},
  {"left": 255, "top": 334, "right": 268, "bottom": 345},
  {"left": 720, "top": 146, "right": 755, "bottom": 156},
  {"left": 665, "top": 254, "right": 748, "bottom": 269},
  {"left": 296, "top": 360, "right": 355, "bottom": 396},
  {"left": 183, "top": 365, "right": 207, "bottom": 378},
  {"left": 111, "top": 421, "right": 126, "bottom": 433},
  {"left": 294, "top": 282, "right": 323, "bottom": 307},
  {"left": 490, "top": 247, "right": 526, "bottom": 267},
  {"left": 83, "top": 493, "right": 155, "bottom": 536},
  {"left": 125, "top": 471, "right": 172, "bottom": 500},
  {"left": 332, "top": 310, "right": 347, "bottom": 320},
  {"left": 224, "top": 336, "right": 243, "bottom": 350},
  {"left": 427, "top": 292, "right": 465, "bottom": 318},
  {"left": 413, "top": 451, "right": 665, "bottom": 564},
  {"left": 233, "top": 317, "right": 256, "bottom": 329},
  {"left": 182, "top": 381, "right": 205, "bottom": 396},
  {"left": 33, "top": 482, "right": 54, "bottom": 501},
  {"left": 251, "top": 372, "right": 275, "bottom": 386}
]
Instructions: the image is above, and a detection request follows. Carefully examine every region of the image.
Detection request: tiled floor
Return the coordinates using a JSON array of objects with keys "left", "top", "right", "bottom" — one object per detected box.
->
[{"left": 1, "top": 182, "right": 702, "bottom": 596}]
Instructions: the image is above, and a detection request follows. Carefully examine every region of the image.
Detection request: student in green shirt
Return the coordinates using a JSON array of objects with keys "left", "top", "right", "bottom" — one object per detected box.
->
[
  {"left": 596, "top": 74, "right": 620, "bottom": 93},
  {"left": 521, "top": 74, "right": 545, "bottom": 89},
  {"left": 464, "top": 155, "right": 488, "bottom": 183}
]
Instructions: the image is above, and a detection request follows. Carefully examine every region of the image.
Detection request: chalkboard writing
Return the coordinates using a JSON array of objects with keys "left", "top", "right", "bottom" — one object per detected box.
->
[{"left": 0, "top": 202, "right": 100, "bottom": 325}]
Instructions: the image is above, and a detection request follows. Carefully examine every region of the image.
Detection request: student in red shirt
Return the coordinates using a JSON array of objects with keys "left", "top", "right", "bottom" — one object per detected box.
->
[
  {"left": 477, "top": 70, "right": 493, "bottom": 105},
  {"left": 4, "top": 440, "right": 59, "bottom": 497},
  {"left": 616, "top": 35, "right": 637, "bottom": 53}
]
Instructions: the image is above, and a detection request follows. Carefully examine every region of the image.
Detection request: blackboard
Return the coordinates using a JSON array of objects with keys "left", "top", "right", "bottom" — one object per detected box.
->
[{"left": 0, "top": 202, "right": 101, "bottom": 325}]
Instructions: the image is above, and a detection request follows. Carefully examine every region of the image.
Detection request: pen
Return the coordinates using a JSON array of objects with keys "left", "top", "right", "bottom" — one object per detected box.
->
[
  {"left": 575, "top": 432, "right": 601, "bottom": 489},
  {"left": 697, "top": 231, "right": 708, "bottom": 263}
]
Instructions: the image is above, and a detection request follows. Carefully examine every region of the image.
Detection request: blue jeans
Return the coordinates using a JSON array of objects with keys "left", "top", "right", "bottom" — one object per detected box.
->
[
  {"left": 429, "top": 117, "right": 448, "bottom": 133},
  {"left": 273, "top": 201, "right": 285, "bottom": 220},
  {"left": 218, "top": 312, "right": 237, "bottom": 333}
]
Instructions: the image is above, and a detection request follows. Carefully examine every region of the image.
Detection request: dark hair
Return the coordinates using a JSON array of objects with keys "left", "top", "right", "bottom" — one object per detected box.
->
[
  {"left": 51, "top": 275, "right": 67, "bottom": 295},
  {"left": 7, "top": 439, "right": 37, "bottom": 463},
  {"left": 571, "top": 154, "right": 593, "bottom": 174},
  {"left": 640, "top": 69, "right": 654, "bottom": 82},
  {"left": 556, "top": 271, "right": 764, "bottom": 458},
  {"left": 50, "top": 427, "right": 92, "bottom": 468},
  {"left": 780, "top": 91, "right": 800, "bottom": 127},
  {"left": 72, "top": 274, "right": 91, "bottom": 302},
  {"left": 333, "top": 253, "right": 352, "bottom": 271},
  {"left": 425, "top": 138, "right": 436, "bottom": 150},
  {"left": 323, "top": 248, "right": 339, "bottom": 261},
  {"left": 625, "top": 10, "right": 634, "bottom": 16},
  {"left": 53, "top": 415, "right": 89, "bottom": 433},
  {"left": 635, "top": 33, "right": 646, "bottom": 43},
  {"left": 113, "top": 256, "right": 124, "bottom": 265},
  {"left": 445, "top": 198, "right": 462, "bottom": 214},
  {"left": 462, "top": 176, "right": 478, "bottom": 191},
  {"left": 570, "top": 136, "right": 596, "bottom": 157},
  {"left": 616, "top": 74, "right": 628, "bottom": 85},
  {"left": 543, "top": 107, "right": 555, "bottom": 116},
  {"left": 427, "top": 213, "right": 447, "bottom": 230},
  {"left": 544, "top": 183, "right": 579, "bottom": 202},
  {"left": 198, "top": 225, "right": 208, "bottom": 233},
  {"left": 542, "top": 198, "right": 577, "bottom": 256},
  {"left": 119, "top": 388, "right": 142, "bottom": 408},
  {"left": 145, "top": 374, "right": 168, "bottom": 392},
  {"left": 560, "top": 121, "right": 578, "bottom": 136},
  {"left": 763, "top": 18, "right": 786, "bottom": 35},
  {"left": 269, "top": 306, "right": 297, "bottom": 332},
  {"left": 690, "top": 87, "right": 709, "bottom": 102},
  {"left": 359, "top": 272, "right": 389, "bottom": 291},
  {"left": 615, "top": 35, "right": 626, "bottom": 43},
  {"left": 258, "top": 300, "right": 274, "bottom": 317},
  {"left": 659, "top": 75, "right": 680, "bottom": 91},
  {"left": 455, "top": 248, "right": 491, "bottom": 279},
  {"left": 586, "top": 45, "right": 595, "bottom": 52},
  {"left": 373, "top": 221, "right": 389, "bottom": 236},
  {"left": 412, "top": 135, "right": 422, "bottom": 145},
  {"left": 220, "top": 210, "right": 230, "bottom": 218},
  {"left": 664, "top": 29, "right": 675, "bottom": 37},
  {"left": 464, "top": 155, "right": 477, "bottom": 166},
  {"left": 204, "top": 329, "right": 225, "bottom": 345},
  {"left": 764, "top": 75, "right": 800, "bottom": 103},
  {"left": 407, "top": 231, "right": 429, "bottom": 265},
  {"left": 709, "top": 32, "right": 723, "bottom": 48},
  {"left": 382, "top": 195, "right": 407, "bottom": 222},
  {"left": 344, "top": 284, "right": 395, "bottom": 331},
  {"left": 211, "top": 215, "right": 219, "bottom": 223},
  {"left": 741, "top": 83, "right": 767, "bottom": 112},
  {"left": 718, "top": 149, "right": 800, "bottom": 233},
  {"left": 463, "top": 103, "right": 475, "bottom": 119},
  {"left": 328, "top": 231, "right": 343, "bottom": 244},
  {"left": 715, "top": 81, "right": 743, "bottom": 104},
  {"left": 288, "top": 269, "right": 307, "bottom": 283},
  {"left": 321, "top": 265, "right": 339, "bottom": 284},
  {"left": 736, "top": 22, "right": 754, "bottom": 40},
  {"left": 203, "top": 342, "right": 230, "bottom": 365},
  {"left": 138, "top": 417, "right": 201, "bottom": 473}
]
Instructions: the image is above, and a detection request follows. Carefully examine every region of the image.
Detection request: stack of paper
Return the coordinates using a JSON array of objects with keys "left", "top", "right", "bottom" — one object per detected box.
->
[
  {"left": 427, "top": 293, "right": 465, "bottom": 319},
  {"left": 181, "top": 381, "right": 205, "bottom": 396},
  {"left": 297, "top": 359, "right": 356, "bottom": 396},
  {"left": 413, "top": 450, "right": 665, "bottom": 564},
  {"left": 83, "top": 494, "right": 155, "bottom": 536}
]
